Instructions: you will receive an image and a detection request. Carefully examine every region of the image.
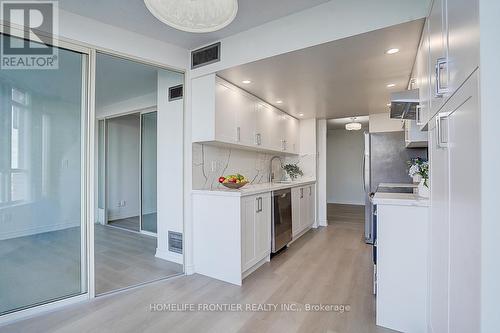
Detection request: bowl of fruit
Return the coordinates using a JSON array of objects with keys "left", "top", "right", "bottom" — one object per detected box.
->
[{"left": 219, "top": 174, "right": 249, "bottom": 189}]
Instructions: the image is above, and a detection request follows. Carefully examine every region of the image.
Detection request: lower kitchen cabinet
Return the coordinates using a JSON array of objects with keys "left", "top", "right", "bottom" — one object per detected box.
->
[
  {"left": 292, "top": 184, "right": 315, "bottom": 238},
  {"left": 192, "top": 191, "right": 272, "bottom": 286},
  {"left": 375, "top": 203, "right": 429, "bottom": 333},
  {"left": 241, "top": 193, "right": 272, "bottom": 272}
]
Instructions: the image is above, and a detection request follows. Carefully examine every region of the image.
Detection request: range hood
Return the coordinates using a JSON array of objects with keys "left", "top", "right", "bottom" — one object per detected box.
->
[{"left": 390, "top": 89, "right": 420, "bottom": 120}]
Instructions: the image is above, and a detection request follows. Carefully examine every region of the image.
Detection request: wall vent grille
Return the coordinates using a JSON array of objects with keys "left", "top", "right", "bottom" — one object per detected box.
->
[
  {"left": 191, "top": 42, "right": 221, "bottom": 69},
  {"left": 168, "top": 231, "right": 183, "bottom": 254},
  {"left": 169, "top": 84, "right": 183, "bottom": 101}
]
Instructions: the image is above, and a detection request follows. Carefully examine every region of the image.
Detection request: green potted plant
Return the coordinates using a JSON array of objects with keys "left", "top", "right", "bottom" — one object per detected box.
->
[{"left": 283, "top": 163, "right": 303, "bottom": 181}]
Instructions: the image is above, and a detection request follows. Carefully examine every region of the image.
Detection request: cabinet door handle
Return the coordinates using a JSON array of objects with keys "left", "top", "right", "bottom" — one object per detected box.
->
[
  {"left": 436, "top": 111, "right": 450, "bottom": 149},
  {"left": 309, "top": 186, "right": 312, "bottom": 196},
  {"left": 255, "top": 133, "right": 261, "bottom": 146},
  {"left": 416, "top": 105, "right": 423, "bottom": 126},
  {"left": 435, "top": 57, "right": 448, "bottom": 97},
  {"left": 300, "top": 188, "right": 304, "bottom": 198},
  {"left": 256, "top": 197, "right": 262, "bottom": 212},
  {"left": 236, "top": 127, "right": 241, "bottom": 142}
]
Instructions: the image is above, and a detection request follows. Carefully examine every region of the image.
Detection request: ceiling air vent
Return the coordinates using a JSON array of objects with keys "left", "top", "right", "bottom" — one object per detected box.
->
[
  {"left": 191, "top": 42, "right": 221, "bottom": 69},
  {"left": 169, "top": 84, "right": 183, "bottom": 101}
]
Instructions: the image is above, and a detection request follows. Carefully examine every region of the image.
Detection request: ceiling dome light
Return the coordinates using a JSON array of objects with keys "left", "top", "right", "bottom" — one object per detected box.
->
[
  {"left": 345, "top": 118, "right": 362, "bottom": 131},
  {"left": 144, "top": 0, "right": 238, "bottom": 33}
]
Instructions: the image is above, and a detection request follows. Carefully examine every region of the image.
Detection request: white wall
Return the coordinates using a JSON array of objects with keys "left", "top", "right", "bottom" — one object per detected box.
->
[
  {"left": 191, "top": 0, "right": 430, "bottom": 78},
  {"left": 156, "top": 70, "right": 184, "bottom": 265},
  {"left": 106, "top": 114, "right": 140, "bottom": 221},
  {"left": 327, "top": 129, "right": 365, "bottom": 205},
  {"left": 369, "top": 112, "right": 404, "bottom": 133},
  {"left": 57, "top": 10, "right": 188, "bottom": 71},
  {"left": 480, "top": 1, "right": 500, "bottom": 331},
  {"left": 317, "top": 119, "right": 328, "bottom": 227}
]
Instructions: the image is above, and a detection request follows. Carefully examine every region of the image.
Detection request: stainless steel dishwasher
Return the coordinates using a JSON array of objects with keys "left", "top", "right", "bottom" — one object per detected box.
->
[{"left": 272, "top": 188, "right": 293, "bottom": 253}]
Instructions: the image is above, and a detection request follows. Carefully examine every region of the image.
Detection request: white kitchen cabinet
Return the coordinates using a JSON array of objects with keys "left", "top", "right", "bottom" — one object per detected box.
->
[
  {"left": 404, "top": 120, "right": 428, "bottom": 148},
  {"left": 415, "top": 19, "right": 431, "bottom": 130},
  {"left": 428, "top": 70, "right": 480, "bottom": 333},
  {"left": 241, "top": 192, "right": 272, "bottom": 272},
  {"left": 284, "top": 115, "right": 299, "bottom": 153},
  {"left": 428, "top": 0, "right": 448, "bottom": 116},
  {"left": 292, "top": 184, "right": 315, "bottom": 238},
  {"left": 445, "top": 71, "right": 481, "bottom": 333},
  {"left": 447, "top": 0, "right": 479, "bottom": 96},
  {"left": 215, "top": 79, "right": 257, "bottom": 146},
  {"left": 414, "top": 0, "right": 479, "bottom": 127},
  {"left": 235, "top": 92, "right": 258, "bottom": 147},
  {"left": 214, "top": 81, "right": 239, "bottom": 143},
  {"left": 428, "top": 113, "right": 450, "bottom": 333},
  {"left": 192, "top": 190, "right": 272, "bottom": 286},
  {"left": 256, "top": 103, "right": 282, "bottom": 151},
  {"left": 375, "top": 203, "right": 429, "bottom": 333},
  {"left": 192, "top": 74, "right": 300, "bottom": 155}
]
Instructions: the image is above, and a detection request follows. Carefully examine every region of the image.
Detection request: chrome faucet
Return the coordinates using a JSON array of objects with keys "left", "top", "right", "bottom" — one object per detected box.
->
[{"left": 269, "top": 155, "right": 282, "bottom": 183}]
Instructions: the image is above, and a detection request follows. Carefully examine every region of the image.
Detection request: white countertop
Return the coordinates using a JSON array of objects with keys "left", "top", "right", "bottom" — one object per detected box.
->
[
  {"left": 372, "top": 192, "right": 429, "bottom": 207},
  {"left": 378, "top": 182, "right": 418, "bottom": 188},
  {"left": 192, "top": 178, "right": 317, "bottom": 197}
]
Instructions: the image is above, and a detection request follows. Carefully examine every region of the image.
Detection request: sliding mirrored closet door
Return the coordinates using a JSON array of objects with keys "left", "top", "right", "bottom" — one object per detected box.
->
[{"left": 0, "top": 33, "right": 88, "bottom": 315}]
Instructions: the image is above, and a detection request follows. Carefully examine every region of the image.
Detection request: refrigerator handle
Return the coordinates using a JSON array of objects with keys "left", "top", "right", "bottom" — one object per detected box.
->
[{"left": 362, "top": 152, "right": 366, "bottom": 192}]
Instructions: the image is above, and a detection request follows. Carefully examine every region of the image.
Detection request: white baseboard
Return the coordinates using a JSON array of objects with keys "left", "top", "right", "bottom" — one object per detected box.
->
[
  {"left": 318, "top": 219, "right": 328, "bottom": 227},
  {"left": 327, "top": 200, "right": 365, "bottom": 206},
  {"left": 155, "top": 248, "right": 183, "bottom": 265},
  {"left": 0, "top": 221, "right": 81, "bottom": 240},
  {"left": 184, "top": 264, "right": 195, "bottom": 275},
  {"left": 108, "top": 209, "right": 140, "bottom": 221}
]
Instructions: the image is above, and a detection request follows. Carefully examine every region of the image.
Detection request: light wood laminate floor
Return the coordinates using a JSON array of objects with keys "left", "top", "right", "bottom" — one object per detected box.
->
[
  {"left": 95, "top": 224, "right": 182, "bottom": 295},
  {"left": 328, "top": 203, "right": 365, "bottom": 224},
  {"left": 2, "top": 212, "right": 394, "bottom": 333}
]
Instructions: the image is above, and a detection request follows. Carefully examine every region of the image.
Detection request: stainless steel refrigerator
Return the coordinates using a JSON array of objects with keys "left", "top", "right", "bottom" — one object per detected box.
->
[{"left": 363, "top": 131, "right": 427, "bottom": 244}]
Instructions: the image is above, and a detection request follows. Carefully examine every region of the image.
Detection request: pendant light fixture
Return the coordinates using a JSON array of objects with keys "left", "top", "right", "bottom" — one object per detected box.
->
[
  {"left": 144, "top": 0, "right": 239, "bottom": 33},
  {"left": 345, "top": 117, "right": 362, "bottom": 131}
]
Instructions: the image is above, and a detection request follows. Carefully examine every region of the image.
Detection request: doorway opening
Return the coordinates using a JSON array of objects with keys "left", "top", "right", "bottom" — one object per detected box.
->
[{"left": 94, "top": 52, "right": 183, "bottom": 295}]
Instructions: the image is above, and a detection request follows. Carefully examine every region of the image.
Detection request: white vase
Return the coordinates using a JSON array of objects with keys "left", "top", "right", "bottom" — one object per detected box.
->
[
  {"left": 413, "top": 174, "right": 422, "bottom": 184},
  {"left": 418, "top": 179, "right": 430, "bottom": 198}
]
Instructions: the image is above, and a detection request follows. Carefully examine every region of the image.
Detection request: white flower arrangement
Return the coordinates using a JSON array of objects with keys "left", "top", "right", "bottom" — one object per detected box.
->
[{"left": 407, "top": 158, "right": 429, "bottom": 187}]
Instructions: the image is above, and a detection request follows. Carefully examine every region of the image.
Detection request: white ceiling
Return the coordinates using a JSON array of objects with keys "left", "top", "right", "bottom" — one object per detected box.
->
[
  {"left": 328, "top": 116, "right": 369, "bottom": 130},
  {"left": 217, "top": 19, "right": 424, "bottom": 119},
  {"left": 58, "top": 0, "right": 331, "bottom": 49}
]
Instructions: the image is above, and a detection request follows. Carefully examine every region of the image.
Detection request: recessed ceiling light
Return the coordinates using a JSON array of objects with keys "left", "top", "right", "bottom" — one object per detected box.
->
[
  {"left": 276, "top": 100, "right": 283, "bottom": 104},
  {"left": 386, "top": 48, "right": 400, "bottom": 55},
  {"left": 298, "top": 113, "right": 304, "bottom": 117},
  {"left": 144, "top": 0, "right": 238, "bottom": 33},
  {"left": 386, "top": 83, "right": 396, "bottom": 88},
  {"left": 242, "top": 80, "right": 251, "bottom": 84}
]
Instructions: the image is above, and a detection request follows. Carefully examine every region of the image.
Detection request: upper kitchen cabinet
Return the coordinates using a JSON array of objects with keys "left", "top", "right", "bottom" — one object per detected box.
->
[
  {"left": 428, "top": 0, "right": 448, "bottom": 116},
  {"left": 256, "top": 103, "right": 281, "bottom": 151},
  {"left": 447, "top": 0, "right": 479, "bottom": 95},
  {"left": 192, "top": 74, "right": 300, "bottom": 155},
  {"left": 415, "top": 20, "right": 431, "bottom": 130},
  {"left": 415, "top": 0, "right": 479, "bottom": 124},
  {"left": 285, "top": 115, "right": 300, "bottom": 154}
]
